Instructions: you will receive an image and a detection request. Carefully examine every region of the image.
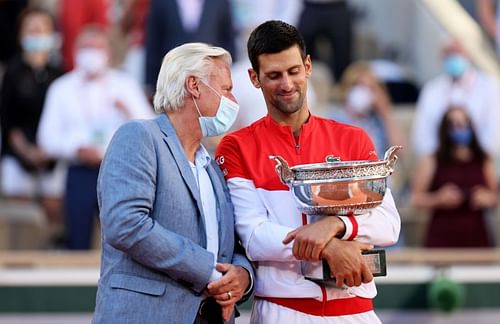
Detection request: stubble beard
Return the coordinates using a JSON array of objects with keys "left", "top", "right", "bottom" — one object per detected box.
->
[{"left": 272, "top": 90, "right": 305, "bottom": 115}]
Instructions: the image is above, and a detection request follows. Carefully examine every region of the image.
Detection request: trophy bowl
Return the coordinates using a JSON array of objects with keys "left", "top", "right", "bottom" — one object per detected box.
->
[{"left": 269, "top": 145, "right": 402, "bottom": 216}]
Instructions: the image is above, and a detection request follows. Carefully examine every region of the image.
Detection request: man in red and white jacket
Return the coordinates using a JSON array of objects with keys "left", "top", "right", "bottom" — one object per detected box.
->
[{"left": 215, "top": 20, "right": 400, "bottom": 323}]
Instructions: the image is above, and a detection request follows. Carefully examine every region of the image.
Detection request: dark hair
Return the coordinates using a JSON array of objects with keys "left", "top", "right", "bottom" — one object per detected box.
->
[
  {"left": 16, "top": 7, "right": 55, "bottom": 41},
  {"left": 436, "top": 106, "right": 485, "bottom": 162},
  {"left": 247, "top": 20, "right": 306, "bottom": 74}
]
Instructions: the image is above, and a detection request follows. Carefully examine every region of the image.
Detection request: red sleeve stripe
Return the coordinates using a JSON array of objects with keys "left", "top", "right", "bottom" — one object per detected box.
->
[
  {"left": 347, "top": 213, "right": 358, "bottom": 241},
  {"left": 301, "top": 213, "right": 307, "bottom": 225}
]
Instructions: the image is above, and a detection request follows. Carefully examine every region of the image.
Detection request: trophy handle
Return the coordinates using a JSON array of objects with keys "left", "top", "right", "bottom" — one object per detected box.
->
[
  {"left": 269, "top": 155, "right": 294, "bottom": 184},
  {"left": 383, "top": 145, "right": 403, "bottom": 174}
]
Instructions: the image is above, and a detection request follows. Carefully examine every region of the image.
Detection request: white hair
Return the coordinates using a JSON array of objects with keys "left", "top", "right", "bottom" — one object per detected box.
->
[{"left": 153, "top": 43, "right": 232, "bottom": 113}]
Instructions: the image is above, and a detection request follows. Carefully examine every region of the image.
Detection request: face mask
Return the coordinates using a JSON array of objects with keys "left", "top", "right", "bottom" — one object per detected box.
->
[
  {"left": 346, "top": 85, "right": 373, "bottom": 115},
  {"left": 443, "top": 54, "right": 469, "bottom": 78},
  {"left": 21, "top": 34, "right": 54, "bottom": 53},
  {"left": 193, "top": 82, "right": 239, "bottom": 137},
  {"left": 449, "top": 127, "right": 473, "bottom": 145},
  {"left": 75, "top": 48, "right": 109, "bottom": 75}
]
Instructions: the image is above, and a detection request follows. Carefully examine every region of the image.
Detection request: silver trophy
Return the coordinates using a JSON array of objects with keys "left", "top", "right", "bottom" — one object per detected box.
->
[{"left": 269, "top": 145, "right": 402, "bottom": 284}]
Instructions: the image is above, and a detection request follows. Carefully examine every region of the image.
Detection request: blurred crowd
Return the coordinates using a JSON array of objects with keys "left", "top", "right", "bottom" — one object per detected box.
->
[{"left": 0, "top": 0, "right": 499, "bottom": 250}]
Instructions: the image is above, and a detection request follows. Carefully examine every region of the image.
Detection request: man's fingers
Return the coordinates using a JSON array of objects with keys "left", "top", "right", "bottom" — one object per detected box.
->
[
  {"left": 292, "top": 240, "right": 301, "bottom": 259},
  {"left": 207, "top": 274, "right": 230, "bottom": 292},
  {"left": 358, "top": 243, "right": 374, "bottom": 251},
  {"left": 304, "top": 244, "right": 314, "bottom": 261},
  {"left": 311, "top": 246, "right": 322, "bottom": 261},
  {"left": 208, "top": 264, "right": 232, "bottom": 291},
  {"left": 335, "top": 275, "right": 345, "bottom": 289},
  {"left": 353, "top": 273, "right": 362, "bottom": 287},
  {"left": 282, "top": 230, "right": 297, "bottom": 244},
  {"left": 361, "top": 263, "right": 373, "bottom": 283},
  {"left": 221, "top": 304, "right": 234, "bottom": 321},
  {"left": 212, "top": 291, "right": 237, "bottom": 302},
  {"left": 216, "top": 263, "right": 231, "bottom": 273},
  {"left": 344, "top": 276, "right": 355, "bottom": 287}
]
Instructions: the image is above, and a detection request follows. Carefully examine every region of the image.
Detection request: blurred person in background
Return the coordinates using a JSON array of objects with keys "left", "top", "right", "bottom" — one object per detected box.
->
[
  {"left": 412, "top": 38, "right": 500, "bottom": 159},
  {"left": 411, "top": 106, "right": 497, "bottom": 248},
  {"left": 476, "top": 0, "right": 500, "bottom": 55},
  {"left": 59, "top": 0, "right": 109, "bottom": 71},
  {"left": 37, "top": 25, "right": 154, "bottom": 250},
  {"left": 118, "top": 0, "right": 149, "bottom": 85},
  {"left": 145, "top": 0, "right": 236, "bottom": 96},
  {"left": 0, "top": 6, "right": 64, "bottom": 246},
  {"left": 297, "top": 0, "right": 353, "bottom": 82},
  {"left": 332, "top": 61, "right": 405, "bottom": 158}
]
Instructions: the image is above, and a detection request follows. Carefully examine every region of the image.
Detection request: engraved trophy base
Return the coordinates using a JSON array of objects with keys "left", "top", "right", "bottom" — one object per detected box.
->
[{"left": 302, "top": 249, "right": 386, "bottom": 287}]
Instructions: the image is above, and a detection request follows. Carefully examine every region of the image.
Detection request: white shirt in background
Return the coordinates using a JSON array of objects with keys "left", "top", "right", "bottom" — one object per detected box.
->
[{"left": 37, "top": 69, "right": 155, "bottom": 162}]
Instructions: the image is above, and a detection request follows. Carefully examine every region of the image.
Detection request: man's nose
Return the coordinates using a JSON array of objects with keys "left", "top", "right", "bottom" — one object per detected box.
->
[{"left": 280, "top": 74, "right": 293, "bottom": 91}]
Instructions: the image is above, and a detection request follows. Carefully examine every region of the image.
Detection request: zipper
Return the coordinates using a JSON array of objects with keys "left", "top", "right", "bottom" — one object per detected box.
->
[{"left": 292, "top": 130, "right": 301, "bottom": 154}]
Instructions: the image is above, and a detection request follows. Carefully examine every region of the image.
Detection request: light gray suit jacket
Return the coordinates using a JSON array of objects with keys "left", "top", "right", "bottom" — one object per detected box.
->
[{"left": 92, "top": 114, "right": 253, "bottom": 323}]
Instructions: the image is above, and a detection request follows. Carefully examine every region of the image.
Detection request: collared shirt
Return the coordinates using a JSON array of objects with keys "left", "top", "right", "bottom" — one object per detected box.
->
[
  {"left": 189, "top": 144, "right": 221, "bottom": 281},
  {"left": 37, "top": 69, "right": 154, "bottom": 162}
]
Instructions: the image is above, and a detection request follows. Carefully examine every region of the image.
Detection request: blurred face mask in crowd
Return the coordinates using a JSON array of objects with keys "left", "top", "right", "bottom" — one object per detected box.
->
[
  {"left": 346, "top": 85, "right": 373, "bottom": 115},
  {"left": 443, "top": 54, "right": 469, "bottom": 79},
  {"left": 449, "top": 127, "right": 473, "bottom": 145},
  {"left": 193, "top": 81, "right": 239, "bottom": 137},
  {"left": 21, "top": 34, "right": 54, "bottom": 53},
  {"left": 75, "top": 48, "right": 109, "bottom": 75}
]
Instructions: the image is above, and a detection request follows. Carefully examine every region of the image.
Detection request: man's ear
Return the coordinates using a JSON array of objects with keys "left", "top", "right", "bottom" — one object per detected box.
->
[
  {"left": 186, "top": 75, "right": 200, "bottom": 98},
  {"left": 304, "top": 55, "right": 312, "bottom": 80},
  {"left": 248, "top": 69, "right": 261, "bottom": 89}
]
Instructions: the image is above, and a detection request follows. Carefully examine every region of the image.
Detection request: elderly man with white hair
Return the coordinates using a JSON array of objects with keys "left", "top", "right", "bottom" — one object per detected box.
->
[{"left": 92, "top": 42, "right": 254, "bottom": 324}]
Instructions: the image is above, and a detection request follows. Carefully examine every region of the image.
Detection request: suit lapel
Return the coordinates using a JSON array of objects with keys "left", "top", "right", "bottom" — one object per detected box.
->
[{"left": 155, "top": 115, "right": 204, "bottom": 216}]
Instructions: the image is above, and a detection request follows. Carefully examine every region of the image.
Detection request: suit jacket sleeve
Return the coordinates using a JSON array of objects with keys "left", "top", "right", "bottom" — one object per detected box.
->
[{"left": 97, "top": 121, "right": 215, "bottom": 294}]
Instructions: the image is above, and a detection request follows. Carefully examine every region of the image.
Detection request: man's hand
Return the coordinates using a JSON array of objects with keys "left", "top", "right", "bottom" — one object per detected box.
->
[
  {"left": 77, "top": 147, "right": 102, "bottom": 166},
  {"left": 207, "top": 263, "right": 250, "bottom": 321},
  {"left": 321, "top": 238, "right": 373, "bottom": 289},
  {"left": 282, "top": 217, "right": 345, "bottom": 261},
  {"left": 221, "top": 304, "right": 234, "bottom": 323}
]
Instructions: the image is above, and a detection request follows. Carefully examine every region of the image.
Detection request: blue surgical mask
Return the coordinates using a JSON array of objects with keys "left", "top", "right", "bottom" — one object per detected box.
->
[
  {"left": 193, "top": 82, "right": 239, "bottom": 137},
  {"left": 449, "top": 127, "right": 473, "bottom": 145},
  {"left": 443, "top": 54, "right": 469, "bottom": 78},
  {"left": 21, "top": 34, "right": 54, "bottom": 53}
]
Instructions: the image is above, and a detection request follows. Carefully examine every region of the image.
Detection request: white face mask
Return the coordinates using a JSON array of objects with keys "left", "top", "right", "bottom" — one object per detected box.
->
[
  {"left": 193, "top": 81, "right": 239, "bottom": 137},
  {"left": 75, "top": 48, "right": 108, "bottom": 75},
  {"left": 346, "top": 85, "right": 374, "bottom": 115}
]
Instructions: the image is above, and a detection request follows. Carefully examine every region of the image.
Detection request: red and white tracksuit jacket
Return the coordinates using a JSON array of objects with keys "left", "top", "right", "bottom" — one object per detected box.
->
[{"left": 216, "top": 114, "right": 400, "bottom": 316}]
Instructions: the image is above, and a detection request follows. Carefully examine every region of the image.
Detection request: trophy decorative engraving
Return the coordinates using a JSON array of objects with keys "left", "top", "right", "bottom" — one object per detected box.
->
[{"left": 269, "top": 145, "right": 402, "bottom": 284}]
